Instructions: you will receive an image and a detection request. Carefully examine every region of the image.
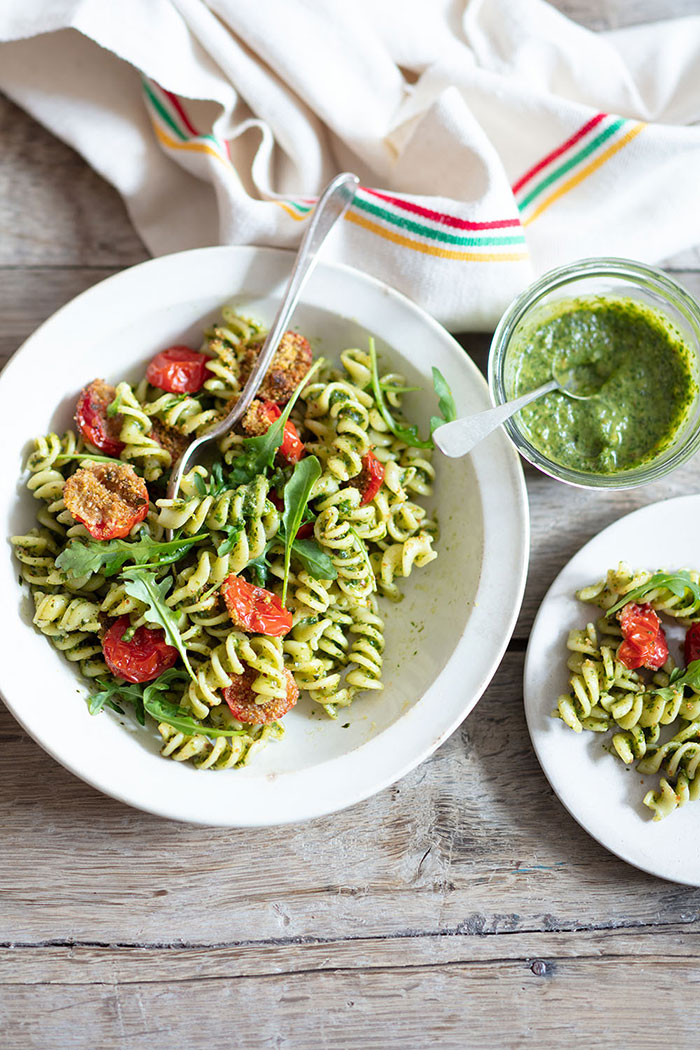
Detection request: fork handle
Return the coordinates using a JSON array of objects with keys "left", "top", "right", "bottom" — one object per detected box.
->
[{"left": 165, "top": 171, "right": 359, "bottom": 505}]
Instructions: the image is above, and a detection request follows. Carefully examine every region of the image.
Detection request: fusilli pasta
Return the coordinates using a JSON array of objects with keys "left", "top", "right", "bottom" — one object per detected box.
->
[{"left": 12, "top": 307, "right": 443, "bottom": 770}]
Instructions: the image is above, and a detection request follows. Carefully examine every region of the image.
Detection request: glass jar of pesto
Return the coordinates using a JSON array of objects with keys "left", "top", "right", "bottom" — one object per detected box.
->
[{"left": 489, "top": 259, "right": 700, "bottom": 488}]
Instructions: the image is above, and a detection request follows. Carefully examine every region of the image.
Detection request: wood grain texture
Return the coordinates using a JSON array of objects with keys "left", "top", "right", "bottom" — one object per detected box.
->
[
  {"left": 1, "top": 933, "right": 699, "bottom": 1050},
  {"left": 0, "top": 95, "right": 147, "bottom": 268},
  {"left": 3, "top": 0, "right": 700, "bottom": 1045}
]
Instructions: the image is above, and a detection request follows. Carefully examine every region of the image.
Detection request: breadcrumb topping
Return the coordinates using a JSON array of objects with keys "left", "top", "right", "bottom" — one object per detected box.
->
[
  {"left": 63, "top": 462, "right": 148, "bottom": 535},
  {"left": 239, "top": 331, "right": 312, "bottom": 403},
  {"left": 241, "top": 399, "right": 273, "bottom": 437},
  {"left": 150, "top": 418, "right": 190, "bottom": 462}
]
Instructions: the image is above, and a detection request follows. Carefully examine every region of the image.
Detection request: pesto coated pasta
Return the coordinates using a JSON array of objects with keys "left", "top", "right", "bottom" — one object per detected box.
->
[
  {"left": 555, "top": 562, "right": 700, "bottom": 819},
  {"left": 12, "top": 309, "right": 447, "bottom": 770}
]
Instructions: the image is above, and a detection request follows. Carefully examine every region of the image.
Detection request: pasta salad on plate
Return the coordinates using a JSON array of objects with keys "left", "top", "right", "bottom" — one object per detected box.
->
[
  {"left": 12, "top": 306, "right": 454, "bottom": 771},
  {"left": 555, "top": 564, "right": 700, "bottom": 820}
]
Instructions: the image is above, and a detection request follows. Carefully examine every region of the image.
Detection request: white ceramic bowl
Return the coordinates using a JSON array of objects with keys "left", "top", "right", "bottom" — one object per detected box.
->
[{"left": 0, "top": 246, "right": 528, "bottom": 826}]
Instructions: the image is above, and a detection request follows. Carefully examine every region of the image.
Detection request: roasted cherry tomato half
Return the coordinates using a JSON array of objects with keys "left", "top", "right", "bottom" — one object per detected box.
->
[
  {"left": 146, "top": 346, "right": 212, "bottom": 394},
  {"left": 75, "top": 379, "right": 125, "bottom": 457},
  {"left": 63, "top": 461, "right": 149, "bottom": 541},
  {"left": 351, "top": 450, "right": 385, "bottom": 506},
  {"left": 262, "top": 402, "right": 305, "bottom": 464},
  {"left": 221, "top": 574, "right": 292, "bottom": 637},
  {"left": 684, "top": 623, "right": 700, "bottom": 668},
  {"left": 618, "top": 602, "right": 669, "bottom": 671},
  {"left": 241, "top": 400, "right": 306, "bottom": 464},
  {"left": 102, "top": 616, "right": 178, "bottom": 683},
  {"left": 223, "top": 666, "right": 299, "bottom": 724}
]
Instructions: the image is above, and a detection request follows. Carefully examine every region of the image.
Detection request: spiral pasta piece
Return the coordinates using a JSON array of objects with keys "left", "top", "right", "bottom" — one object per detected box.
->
[
  {"left": 115, "top": 381, "right": 172, "bottom": 480},
  {"left": 371, "top": 532, "right": 437, "bottom": 601},
  {"left": 32, "top": 591, "right": 102, "bottom": 635},
  {"left": 306, "top": 391, "right": 372, "bottom": 497},
  {"left": 201, "top": 309, "right": 263, "bottom": 399},
  {"left": 30, "top": 590, "right": 107, "bottom": 678},
  {"left": 156, "top": 474, "right": 279, "bottom": 575},
  {"left": 144, "top": 391, "right": 221, "bottom": 437},
  {"left": 313, "top": 488, "right": 386, "bottom": 543},
  {"left": 185, "top": 630, "right": 287, "bottom": 719},
  {"left": 158, "top": 718, "right": 281, "bottom": 769},
  {"left": 345, "top": 601, "right": 384, "bottom": 693},
  {"left": 399, "top": 447, "right": 435, "bottom": 497},
  {"left": 11, "top": 530, "right": 61, "bottom": 588},
  {"left": 314, "top": 504, "right": 376, "bottom": 601}
]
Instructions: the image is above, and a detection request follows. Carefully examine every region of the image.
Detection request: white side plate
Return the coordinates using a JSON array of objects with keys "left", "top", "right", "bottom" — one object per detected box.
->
[{"left": 525, "top": 494, "right": 700, "bottom": 884}]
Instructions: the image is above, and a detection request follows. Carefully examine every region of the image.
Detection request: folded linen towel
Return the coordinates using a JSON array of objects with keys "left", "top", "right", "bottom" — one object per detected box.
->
[{"left": 1, "top": 0, "right": 699, "bottom": 330}]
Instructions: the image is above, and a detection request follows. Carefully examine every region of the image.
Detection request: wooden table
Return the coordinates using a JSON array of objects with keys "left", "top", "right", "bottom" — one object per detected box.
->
[{"left": 2, "top": 4, "right": 700, "bottom": 1046}]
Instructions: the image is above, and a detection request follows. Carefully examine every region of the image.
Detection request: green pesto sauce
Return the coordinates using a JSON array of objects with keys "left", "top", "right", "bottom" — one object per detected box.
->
[{"left": 505, "top": 296, "right": 698, "bottom": 474}]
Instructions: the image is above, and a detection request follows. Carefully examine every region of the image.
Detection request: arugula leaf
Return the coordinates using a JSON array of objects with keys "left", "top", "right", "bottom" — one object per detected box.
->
[
  {"left": 160, "top": 393, "right": 189, "bottom": 410},
  {"left": 216, "top": 524, "right": 244, "bottom": 558},
  {"left": 281, "top": 456, "right": 321, "bottom": 604},
  {"left": 88, "top": 678, "right": 139, "bottom": 718},
  {"left": 143, "top": 694, "right": 248, "bottom": 738},
  {"left": 194, "top": 462, "right": 228, "bottom": 498},
  {"left": 141, "top": 667, "right": 190, "bottom": 729},
  {"left": 368, "top": 339, "right": 433, "bottom": 450},
  {"left": 209, "top": 461, "right": 227, "bottom": 496},
  {"left": 246, "top": 542, "right": 274, "bottom": 587},
  {"left": 88, "top": 667, "right": 191, "bottom": 728},
  {"left": 121, "top": 568, "right": 196, "bottom": 680},
  {"left": 430, "top": 366, "right": 457, "bottom": 433},
  {"left": 652, "top": 659, "right": 700, "bottom": 704},
  {"left": 605, "top": 571, "right": 700, "bottom": 618},
  {"left": 56, "top": 532, "right": 206, "bottom": 579},
  {"left": 227, "top": 358, "right": 322, "bottom": 486},
  {"left": 55, "top": 453, "right": 123, "bottom": 465},
  {"left": 290, "top": 537, "right": 336, "bottom": 580},
  {"left": 245, "top": 535, "right": 335, "bottom": 586}
]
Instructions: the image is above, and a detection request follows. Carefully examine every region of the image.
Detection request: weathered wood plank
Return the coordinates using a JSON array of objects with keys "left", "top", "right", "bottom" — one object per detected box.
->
[
  {"left": 1, "top": 651, "right": 699, "bottom": 947},
  {"left": 2, "top": 929, "right": 699, "bottom": 1049},
  {"left": 0, "top": 95, "right": 147, "bottom": 267},
  {"left": 1, "top": 936, "right": 699, "bottom": 1050},
  {"left": 0, "top": 927, "right": 698, "bottom": 982}
]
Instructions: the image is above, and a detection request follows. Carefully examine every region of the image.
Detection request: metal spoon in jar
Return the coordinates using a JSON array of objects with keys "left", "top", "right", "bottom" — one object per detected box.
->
[
  {"left": 165, "top": 171, "right": 359, "bottom": 511},
  {"left": 433, "top": 352, "right": 606, "bottom": 459}
]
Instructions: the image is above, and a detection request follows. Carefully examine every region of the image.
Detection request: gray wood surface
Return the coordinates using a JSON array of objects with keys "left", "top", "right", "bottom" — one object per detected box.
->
[{"left": 2, "top": 1, "right": 700, "bottom": 1045}]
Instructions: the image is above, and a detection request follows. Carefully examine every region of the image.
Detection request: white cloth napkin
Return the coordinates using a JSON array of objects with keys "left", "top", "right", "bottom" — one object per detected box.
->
[{"left": 2, "top": 0, "right": 700, "bottom": 330}]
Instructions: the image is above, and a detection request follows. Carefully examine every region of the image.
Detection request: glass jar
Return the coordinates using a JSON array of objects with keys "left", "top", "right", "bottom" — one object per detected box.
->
[{"left": 488, "top": 258, "right": 700, "bottom": 489}]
